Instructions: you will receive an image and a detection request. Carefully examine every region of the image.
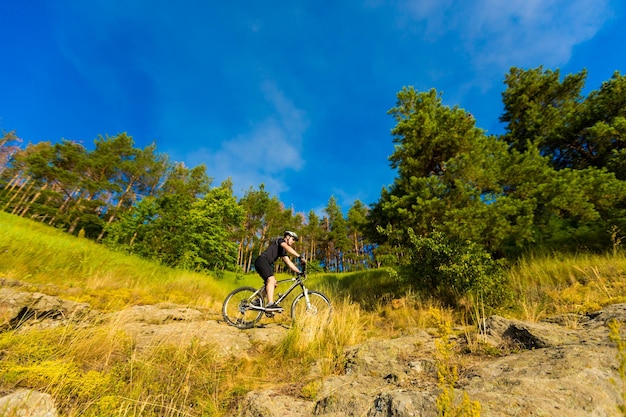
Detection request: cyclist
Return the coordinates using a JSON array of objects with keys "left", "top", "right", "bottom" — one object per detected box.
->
[{"left": 254, "top": 230, "right": 305, "bottom": 312}]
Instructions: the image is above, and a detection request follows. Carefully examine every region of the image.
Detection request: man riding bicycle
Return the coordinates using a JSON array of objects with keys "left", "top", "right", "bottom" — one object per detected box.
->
[{"left": 254, "top": 230, "right": 305, "bottom": 312}]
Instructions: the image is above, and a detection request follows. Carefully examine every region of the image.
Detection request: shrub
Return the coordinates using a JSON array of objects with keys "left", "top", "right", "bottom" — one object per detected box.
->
[{"left": 401, "top": 229, "right": 511, "bottom": 310}]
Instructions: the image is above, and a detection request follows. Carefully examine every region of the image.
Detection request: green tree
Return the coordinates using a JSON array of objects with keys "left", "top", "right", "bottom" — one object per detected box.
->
[
  {"left": 403, "top": 229, "right": 510, "bottom": 310},
  {"left": 500, "top": 66, "right": 586, "bottom": 159},
  {"left": 2, "top": 142, "right": 57, "bottom": 217},
  {"left": 103, "top": 196, "right": 158, "bottom": 255},
  {"left": 346, "top": 199, "right": 370, "bottom": 269},
  {"left": 369, "top": 87, "right": 489, "bottom": 247},
  {"left": 11, "top": 140, "right": 97, "bottom": 232},
  {"left": 144, "top": 163, "right": 212, "bottom": 268},
  {"left": 301, "top": 209, "right": 324, "bottom": 269},
  {"left": 501, "top": 67, "right": 626, "bottom": 179},
  {"left": 371, "top": 82, "right": 626, "bottom": 261},
  {"left": 183, "top": 183, "right": 245, "bottom": 271},
  {"left": 389, "top": 87, "right": 477, "bottom": 179},
  {"left": 577, "top": 72, "right": 626, "bottom": 179},
  {"left": 322, "top": 196, "right": 350, "bottom": 271},
  {"left": 104, "top": 163, "right": 216, "bottom": 270},
  {"left": 237, "top": 185, "right": 271, "bottom": 271},
  {"left": 91, "top": 134, "right": 170, "bottom": 241}
]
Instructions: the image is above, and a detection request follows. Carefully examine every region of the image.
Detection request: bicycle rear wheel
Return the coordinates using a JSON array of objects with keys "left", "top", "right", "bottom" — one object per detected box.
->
[
  {"left": 291, "top": 290, "right": 331, "bottom": 327},
  {"left": 222, "top": 286, "right": 264, "bottom": 329}
]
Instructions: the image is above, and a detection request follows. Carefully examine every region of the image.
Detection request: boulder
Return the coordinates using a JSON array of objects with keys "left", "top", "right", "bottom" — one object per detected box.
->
[{"left": 0, "top": 287, "right": 89, "bottom": 331}]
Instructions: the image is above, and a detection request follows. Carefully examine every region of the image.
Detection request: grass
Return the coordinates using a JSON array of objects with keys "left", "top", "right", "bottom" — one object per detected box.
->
[
  {"left": 430, "top": 308, "right": 481, "bottom": 417},
  {"left": 508, "top": 251, "right": 626, "bottom": 321},
  {"left": 0, "top": 211, "right": 243, "bottom": 312},
  {"left": 2, "top": 210, "right": 626, "bottom": 415}
]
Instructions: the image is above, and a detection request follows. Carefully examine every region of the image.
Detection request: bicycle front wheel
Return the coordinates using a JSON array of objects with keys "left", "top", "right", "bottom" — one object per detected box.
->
[
  {"left": 291, "top": 290, "right": 331, "bottom": 326},
  {"left": 222, "top": 286, "right": 263, "bottom": 329}
]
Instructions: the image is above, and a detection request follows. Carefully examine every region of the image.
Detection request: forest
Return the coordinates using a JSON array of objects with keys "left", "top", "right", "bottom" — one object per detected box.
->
[{"left": 1, "top": 66, "right": 625, "bottom": 308}]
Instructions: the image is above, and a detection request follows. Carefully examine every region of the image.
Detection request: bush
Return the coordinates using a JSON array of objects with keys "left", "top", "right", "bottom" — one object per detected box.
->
[{"left": 401, "top": 229, "right": 511, "bottom": 309}]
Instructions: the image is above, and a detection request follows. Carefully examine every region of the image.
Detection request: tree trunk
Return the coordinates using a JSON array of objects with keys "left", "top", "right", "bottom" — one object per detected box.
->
[
  {"left": 67, "top": 194, "right": 84, "bottom": 234},
  {"left": 96, "top": 213, "right": 117, "bottom": 242},
  {"left": 19, "top": 186, "right": 45, "bottom": 217},
  {"left": 3, "top": 175, "right": 29, "bottom": 211},
  {"left": 246, "top": 245, "right": 254, "bottom": 273},
  {"left": 11, "top": 181, "right": 34, "bottom": 215}
]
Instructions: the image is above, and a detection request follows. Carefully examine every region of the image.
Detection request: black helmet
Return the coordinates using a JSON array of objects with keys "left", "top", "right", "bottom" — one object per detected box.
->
[{"left": 284, "top": 230, "right": 299, "bottom": 241}]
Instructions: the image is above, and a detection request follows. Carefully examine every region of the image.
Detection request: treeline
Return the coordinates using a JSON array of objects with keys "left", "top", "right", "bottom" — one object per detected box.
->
[
  {"left": 1, "top": 66, "right": 625, "bottom": 307},
  {"left": 0, "top": 131, "right": 369, "bottom": 273}
]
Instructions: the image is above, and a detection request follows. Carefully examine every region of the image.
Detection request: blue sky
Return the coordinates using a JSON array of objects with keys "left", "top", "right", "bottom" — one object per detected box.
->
[{"left": 1, "top": 1, "right": 625, "bottom": 216}]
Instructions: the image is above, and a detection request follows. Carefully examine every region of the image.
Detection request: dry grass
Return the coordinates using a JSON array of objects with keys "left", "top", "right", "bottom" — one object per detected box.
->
[{"left": 508, "top": 251, "right": 626, "bottom": 320}]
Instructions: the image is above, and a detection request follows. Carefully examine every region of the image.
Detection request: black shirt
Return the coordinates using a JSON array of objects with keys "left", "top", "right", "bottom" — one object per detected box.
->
[{"left": 259, "top": 237, "right": 288, "bottom": 263}]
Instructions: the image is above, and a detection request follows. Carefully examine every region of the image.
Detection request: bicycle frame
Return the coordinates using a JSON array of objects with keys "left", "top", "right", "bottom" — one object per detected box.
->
[{"left": 248, "top": 274, "right": 310, "bottom": 309}]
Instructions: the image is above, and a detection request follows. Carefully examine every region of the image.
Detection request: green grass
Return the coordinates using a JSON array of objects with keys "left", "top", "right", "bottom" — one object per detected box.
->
[
  {"left": 2, "top": 210, "right": 626, "bottom": 415},
  {"left": 1, "top": 211, "right": 247, "bottom": 311}
]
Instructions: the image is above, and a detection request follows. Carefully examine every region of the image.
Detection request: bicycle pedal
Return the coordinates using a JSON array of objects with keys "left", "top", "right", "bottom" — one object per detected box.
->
[{"left": 265, "top": 312, "right": 275, "bottom": 318}]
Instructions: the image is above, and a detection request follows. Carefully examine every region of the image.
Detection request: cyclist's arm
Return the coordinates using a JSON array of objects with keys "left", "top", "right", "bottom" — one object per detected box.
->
[
  {"left": 279, "top": 240, "right": 300, "bottom": 258},
  {"left": 282, "top": 255, "right": 301, "bottom": 274}
]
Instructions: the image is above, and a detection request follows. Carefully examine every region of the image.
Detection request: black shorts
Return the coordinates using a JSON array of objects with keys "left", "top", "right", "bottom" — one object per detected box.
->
[{"left": 254, "top": 256, "right": 274, "bottom": 281}]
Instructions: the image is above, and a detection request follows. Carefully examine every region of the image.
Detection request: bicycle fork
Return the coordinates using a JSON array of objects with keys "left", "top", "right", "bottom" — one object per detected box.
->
[{"left": 301, "top": 286, "right": 314, "bottom": 312}]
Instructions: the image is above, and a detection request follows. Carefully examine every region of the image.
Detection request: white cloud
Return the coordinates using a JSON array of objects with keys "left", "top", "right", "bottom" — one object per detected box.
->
[
  {"left": 464, "top": 0, "right": 612, "bottom": 69},
  {"left": 185, "top": 80, "right": 309, "bottom": 197},
  {"left": 400, "top": 0, "right": 613, "bottom": 83}
]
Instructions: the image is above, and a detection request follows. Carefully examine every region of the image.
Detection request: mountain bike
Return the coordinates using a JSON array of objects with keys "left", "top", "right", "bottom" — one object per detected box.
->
[{"left": 222, "top": 261, "right": 331, "bottom": 329}]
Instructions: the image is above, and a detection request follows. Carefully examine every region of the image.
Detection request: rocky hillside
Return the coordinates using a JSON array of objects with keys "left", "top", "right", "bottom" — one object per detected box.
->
[{"left": 1, "top": 280, "right": 625, "bottom": 416}]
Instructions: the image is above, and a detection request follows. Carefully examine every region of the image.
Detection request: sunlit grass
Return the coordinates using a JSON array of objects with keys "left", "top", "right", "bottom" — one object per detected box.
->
[
  {"left": 508, "top": 251, "right": 626, "bottom": 320},
  {"left": 0, "top": 211, "right": 231, "bottom": 312}
]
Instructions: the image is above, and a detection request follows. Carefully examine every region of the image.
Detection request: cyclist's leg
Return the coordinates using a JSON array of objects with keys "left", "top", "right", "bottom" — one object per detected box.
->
[
  {"left": 266, "top": 276, "right": 277, "bottom": 304},
  {"left": 254, "top": 256, "right": 276, "bottom": 304}
]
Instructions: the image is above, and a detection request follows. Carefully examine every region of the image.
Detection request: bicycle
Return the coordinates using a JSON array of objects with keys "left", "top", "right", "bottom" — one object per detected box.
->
[{"left": 222, "top": 261, "right": 331, "bottom": 329}]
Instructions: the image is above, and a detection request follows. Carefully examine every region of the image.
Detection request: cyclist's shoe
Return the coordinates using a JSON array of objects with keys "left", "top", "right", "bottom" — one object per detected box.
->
[{"left": 265, "top": 303, "right": 284, "bottom": 312}]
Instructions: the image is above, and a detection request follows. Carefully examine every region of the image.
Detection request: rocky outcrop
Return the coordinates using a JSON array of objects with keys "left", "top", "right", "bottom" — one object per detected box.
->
[
  {"left": 240, "top": 306, "right": 626, "bottom": 417},
  {"left": 0, "top": 284, "right": 90, "bottom": 331},
  {"left": 0, "top": 283, "right": 289, "bottom": 356},
  {"left": 116, "top": 303, "right": 288, "bottom": 357},
  {"left": 1, "top": 283, "right": 625, "bottom": 416}
]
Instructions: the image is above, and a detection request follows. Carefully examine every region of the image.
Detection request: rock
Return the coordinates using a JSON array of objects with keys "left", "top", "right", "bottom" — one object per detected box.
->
[
  {"left": 314, "top": 375, "right": 386, "bottom": 416},
  {"left": 0, "top": 288, "right": 90, "bottom": 331},
  {"left": 239, "top": 389, "right": 314, "bottom": 417},
  {"left": 343, "top": 330, "right": 436, "bottom": 379},
  {"left": 367, "top": 390, "right": 438, "bottom": 417},
  {"left": 114, "top": 303, "right": 204, "bottom": 324},
  {"left": 0, "top": 389, "right": 58, "bottom": 417},
  {"left": 478, "top": 315, "right": 581, "bottom": 348},
  {"left": 115, "top": 303, "right": 289, "bottom": 356},
  {"left": 304, "top": 332, "right": 439, "bottom": 417},
  {"left": 582, "top": 303, "right": 626, "bottom": 329},
  {"left": 461, "top": 306, "right": 626, "bottom": 417},
  {"left": 462, "top": 343, "right": 621, "bottom": 416}
]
